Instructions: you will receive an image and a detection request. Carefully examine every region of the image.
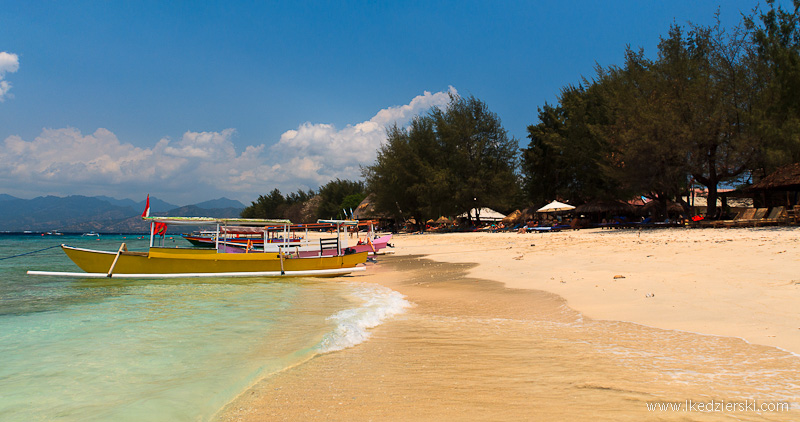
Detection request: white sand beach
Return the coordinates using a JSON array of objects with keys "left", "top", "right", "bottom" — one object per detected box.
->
[
  {"left": 217, "top": 226, "right": 800, "bottom": 421},
  {"left": 393, "top": 227, "right": 800, "bottom": 355}
]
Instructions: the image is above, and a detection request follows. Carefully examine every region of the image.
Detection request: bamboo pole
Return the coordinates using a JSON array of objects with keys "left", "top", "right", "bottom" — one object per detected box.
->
[{"left": 107, "top": 243, "right": 127, "bottom": 277}]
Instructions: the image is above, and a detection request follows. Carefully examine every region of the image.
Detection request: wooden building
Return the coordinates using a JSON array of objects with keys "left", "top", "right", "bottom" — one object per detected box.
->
[{"left": 748, "top": 163, "right": 800, "bottom": 208}]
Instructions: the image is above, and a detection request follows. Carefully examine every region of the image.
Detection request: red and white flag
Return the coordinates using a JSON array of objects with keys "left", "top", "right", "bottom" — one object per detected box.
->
[{"left": 142, "top": 195, "right": 150, "bottom": 217}]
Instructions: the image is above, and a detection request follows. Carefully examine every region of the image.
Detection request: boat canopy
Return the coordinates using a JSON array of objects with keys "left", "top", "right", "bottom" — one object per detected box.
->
[
  {"left": 317, "top": 219, "right": 380, "bottom": 227},
  {"left": 142, "top": 216, "right": 291, "bottom": 226}
]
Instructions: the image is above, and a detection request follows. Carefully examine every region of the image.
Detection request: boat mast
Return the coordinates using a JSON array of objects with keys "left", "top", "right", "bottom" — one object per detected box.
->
[{"left": 149, "top": 222, "right": 155, "bottom": 247}]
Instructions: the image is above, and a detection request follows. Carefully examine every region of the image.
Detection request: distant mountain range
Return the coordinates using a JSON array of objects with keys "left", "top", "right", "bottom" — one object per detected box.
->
[{"left": 0, "top": 195, "right": 247, "bottom": 233}]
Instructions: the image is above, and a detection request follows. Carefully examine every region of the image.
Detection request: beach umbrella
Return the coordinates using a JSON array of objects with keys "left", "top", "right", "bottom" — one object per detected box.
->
[
  {"left": 457, "top": 208, "right": 506, "bottom": 221},
  {"left": 537, "top": 201, "right": 575, "bottom": 213},
  {"left": 435, "top": 216, "right": 450, "bottom": 224}
]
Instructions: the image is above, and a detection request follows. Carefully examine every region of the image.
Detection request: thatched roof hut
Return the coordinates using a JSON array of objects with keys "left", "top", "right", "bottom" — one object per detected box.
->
[
  {"left": 435, "top": 216, "right": 451, "bottom": 224},
  {"left": 748, "top": 163, "right": 800, "bottom": 208},
  {"left": 639, "top": 200, "right": 684, "bottom": 216},
  {"left": 352, "top": 193, "right": 390, "bottom": 220},
  {"left": 750, "top": 163, "right": 800, "bottom": 190},
  {"left": 501, "top": 209, "right": 522, "bottom": 224}
]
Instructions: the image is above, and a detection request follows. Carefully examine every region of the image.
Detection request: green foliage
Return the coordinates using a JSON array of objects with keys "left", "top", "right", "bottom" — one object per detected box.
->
[
  {"left": 240, "top": 188, "right": 316, "bottom": 221},
  {"left": 521, "top": 8, "right": 792, "bottom": 218},
  {"left": 522, "top": 83, "right": 619, "bottom": 205},
  {"left": 316, "top": 179, "right": 365, "bottom": 220},
  {"left": 599, "top": 43, "right": 694, "bottom": 205},
  {"left": 240, "top": 188, "right": 286, "bottom": 219},
  {"left": 363, "top": 94, "right": 519, "bottom": 223},
  {"left": 745, "top": 0, "right": 800, "bottom": 173},
  {"left": 340, "top": 193, "right": 366, "bottom": 215}
]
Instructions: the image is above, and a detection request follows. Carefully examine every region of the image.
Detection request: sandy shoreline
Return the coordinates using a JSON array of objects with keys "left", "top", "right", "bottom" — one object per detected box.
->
[
  {"left": 390, "top": 227, "right": 800, "bottom": 355},
  {"left": 216, "top": 227, "right": 800, "bottom": 421}
]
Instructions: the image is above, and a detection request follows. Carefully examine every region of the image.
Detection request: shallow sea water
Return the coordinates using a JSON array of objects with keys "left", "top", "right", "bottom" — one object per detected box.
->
[{"left": 0, "top": 234, "right": 408, "bottom": 421}]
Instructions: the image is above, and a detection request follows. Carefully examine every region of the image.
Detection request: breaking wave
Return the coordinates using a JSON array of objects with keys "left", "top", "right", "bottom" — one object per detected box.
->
[{"left": 316, "top": 283, "right": 412, "bottom": 353}]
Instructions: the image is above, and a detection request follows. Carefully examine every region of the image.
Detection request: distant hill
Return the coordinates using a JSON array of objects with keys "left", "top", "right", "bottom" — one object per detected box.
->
[
  {"left": 193, "top": 197, "right": 246, "bottom": 209},
  {"left": 0, "top": 195, "right": 245, "bottom": 232},
  {"left": 95, "top": 196, "right": 178, "bottom": 213},
  {"left": 165, "top": 205, "right": 244, "bottom": 218}
]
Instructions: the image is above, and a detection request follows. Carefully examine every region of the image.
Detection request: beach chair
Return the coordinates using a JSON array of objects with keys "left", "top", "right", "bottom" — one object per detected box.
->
[
  {"left": 528, "top": 226, "right": 555, "bottom": 233},
  {"left": 720, "top": 208, "right": 755, "bottom": 228},
  {"left": 760, "top": 206, "right": 787, "bottom": 226},
  {"left": 732, "top": 208, "right": 765, "bottom": 227},
  {"left": 751, "top": 208, "right": 769, "bottom": 226},
  {"left": 740, "top": 208, "right": 757, "bottom": 220},
  {"left": 714, "top": 210, "right": 743, "bottom": 228}
]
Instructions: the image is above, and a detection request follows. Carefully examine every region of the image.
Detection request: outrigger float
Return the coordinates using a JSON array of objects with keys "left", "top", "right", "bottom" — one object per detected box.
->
[{"left": 27, "top": 217, "right": 368, "bottom": 279}]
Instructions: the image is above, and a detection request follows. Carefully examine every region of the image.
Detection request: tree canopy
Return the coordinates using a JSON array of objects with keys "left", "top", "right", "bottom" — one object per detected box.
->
[
  {"left": 240, "top": 179, "right": 364, "bottom": 222},
  {"left": 363, "top": 94, "right": 519, "bottom": 223},
  {"left": 521, "top": 2, "right": 800, "bottom": 218}
]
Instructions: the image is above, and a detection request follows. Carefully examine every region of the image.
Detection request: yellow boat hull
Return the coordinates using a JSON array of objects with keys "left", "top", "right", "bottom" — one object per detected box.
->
[{"left": 62, "top": 245, "right": 367, "bottom": 275}]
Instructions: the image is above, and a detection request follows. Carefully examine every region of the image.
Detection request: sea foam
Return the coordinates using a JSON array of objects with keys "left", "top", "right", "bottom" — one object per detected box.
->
[{"left": 316, "top": 283, "right": 412, "bottom": 353}]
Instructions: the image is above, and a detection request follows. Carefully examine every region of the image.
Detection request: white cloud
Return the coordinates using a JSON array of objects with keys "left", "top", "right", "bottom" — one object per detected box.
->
[
  {"left": 0, "top": 88, "right": 456, "bottom": 204},
  {"left": 0, "top": 51, "right": 20, "bottom": 102},
  {"left": 272, "top": 87, "right": 457, "bottom": 185}
]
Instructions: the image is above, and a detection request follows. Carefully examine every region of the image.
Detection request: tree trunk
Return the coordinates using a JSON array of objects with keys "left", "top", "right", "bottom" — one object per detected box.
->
[{"left": 707, "top": 184, "right": 719, "bottom": 219}]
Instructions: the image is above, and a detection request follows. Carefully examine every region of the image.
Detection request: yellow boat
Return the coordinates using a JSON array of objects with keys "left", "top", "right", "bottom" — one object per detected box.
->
[{"left": 27, "top": 217, "right": 368, "bottom": 279}]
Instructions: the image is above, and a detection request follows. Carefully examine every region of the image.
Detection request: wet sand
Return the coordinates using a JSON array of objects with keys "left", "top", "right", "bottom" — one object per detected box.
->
[{"left": 216, "top": 229, "right": 800, "bottom": 421}]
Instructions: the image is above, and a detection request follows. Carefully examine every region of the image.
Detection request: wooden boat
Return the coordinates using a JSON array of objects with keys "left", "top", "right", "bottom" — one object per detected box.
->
[
  {"left": 189, "top": 219, "right": 392, "bottom": 257},
  {"left": 27, "top": 217, "right": 367, "bottom": 279},
  {"left": 181, "top": 222, "right": 338, "bottom": 248}
]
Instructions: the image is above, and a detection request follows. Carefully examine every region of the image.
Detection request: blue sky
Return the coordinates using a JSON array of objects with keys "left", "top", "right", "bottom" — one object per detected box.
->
[{"left": 1, "top": 0, "right": 762, "bottom": 205}]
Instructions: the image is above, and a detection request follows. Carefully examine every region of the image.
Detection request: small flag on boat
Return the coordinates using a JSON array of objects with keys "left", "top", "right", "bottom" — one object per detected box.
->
[{"left": 142, "top": 195, "right": 150, "bottom": 217}]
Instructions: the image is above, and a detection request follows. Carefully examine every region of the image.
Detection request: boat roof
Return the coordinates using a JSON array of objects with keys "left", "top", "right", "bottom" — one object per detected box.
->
[
  {"left": 317, "top": 219, "right": 378, "bottom": 226},
  {"left": 142, "top": 216, "right": 292, "bottom": 226},
  {"left": 220, "top": 222, "right": 342, "bottom": 234}
]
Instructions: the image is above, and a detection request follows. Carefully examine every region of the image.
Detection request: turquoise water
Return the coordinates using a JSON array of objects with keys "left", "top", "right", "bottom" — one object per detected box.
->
[{"left": 0, "top": 234, "right": 408, "bottom": 421}]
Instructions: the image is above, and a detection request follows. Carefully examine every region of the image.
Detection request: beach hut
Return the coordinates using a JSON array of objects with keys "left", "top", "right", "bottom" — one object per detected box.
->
[
  {"left": 639, "top": 200, "right": 684, "bottom": 219},
  {"left": 352, "top": 193, "right": 391, "bottom": 219},
  {"left": 748, "top": 163, "right": 800, "bottom": 209},
  {"left": 352, "top": 193, "right": 398, "bottom": 231},
  {"left": 501, "top": 209, "right": 522, "bottom": 225},
  {"left": 434, "top": 216, "right": 451, "bottom": 224}
]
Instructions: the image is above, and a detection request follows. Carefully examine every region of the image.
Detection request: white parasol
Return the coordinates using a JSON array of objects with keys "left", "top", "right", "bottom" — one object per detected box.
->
[{"left": 537, "top": 201, "right": 575, "bottom": 213}]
